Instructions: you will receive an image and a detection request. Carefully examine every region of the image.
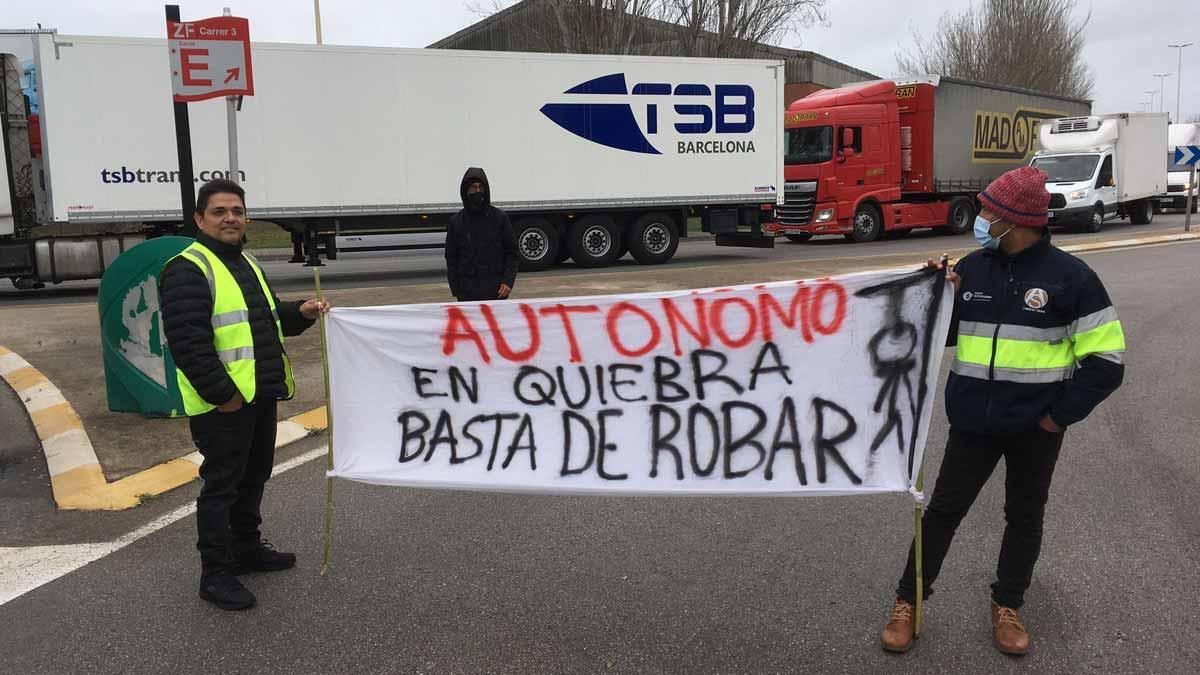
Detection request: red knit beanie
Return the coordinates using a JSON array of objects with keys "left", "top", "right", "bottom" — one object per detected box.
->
[{"left": 979, "top": 167, "right": 1050, "bottom": 228}]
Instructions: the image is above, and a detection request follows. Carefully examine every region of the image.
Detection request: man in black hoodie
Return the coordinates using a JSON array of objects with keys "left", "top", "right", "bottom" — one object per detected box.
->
[{"left": 445, "top": 167, "right": 519, "bottom": 301}]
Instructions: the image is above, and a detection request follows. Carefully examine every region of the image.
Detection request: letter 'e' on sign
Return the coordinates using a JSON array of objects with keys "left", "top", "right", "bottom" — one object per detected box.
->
[{"left": 167, "top": 16, "right": 254, "bottom": 102}]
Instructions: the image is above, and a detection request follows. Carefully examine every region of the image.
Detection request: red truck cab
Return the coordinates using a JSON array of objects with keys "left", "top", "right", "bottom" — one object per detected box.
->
[{"left": 777, "top": 80, "right": 971, "bottom": 242}]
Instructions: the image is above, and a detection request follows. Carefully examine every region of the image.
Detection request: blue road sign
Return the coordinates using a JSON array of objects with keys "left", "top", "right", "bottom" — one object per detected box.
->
[{"left": 1175, "top": 145, "right": 1200, "bottom": 166}]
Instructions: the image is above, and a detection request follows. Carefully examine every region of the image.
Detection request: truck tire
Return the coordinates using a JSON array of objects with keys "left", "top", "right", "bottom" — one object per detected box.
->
[
  {"left": 850, "top": 203, "right": 883, "bottom": 243},
  {"left": 1129, "top": 199, "right": 1153, "bottom": 225},
  {"left": 941, "top": 197, "right": 975, "bottom": 236},
  {"left": 627, "top": 212, "right": 679, "bottom": 265},
  {"left": 1086, "top": 205, "right": 1104, "bottom": 233},
  {"left": 514, "top": 217, "right": 560, "bottom": 271},
  {"left": 568, "top": 215, "right": 621, "bottom": 268},
  {"left": 784, "top": 233, "right": 812, "bottom": 243}
]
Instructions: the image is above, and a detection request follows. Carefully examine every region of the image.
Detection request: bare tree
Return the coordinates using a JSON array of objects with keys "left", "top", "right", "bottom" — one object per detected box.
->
[
  {"left": 465, "top": 0, "right": 826, "bottom": 57},
  {"left": 662, "top": 1, "right": 827, "bottom": 57},
  {"left": 896, "top": 0, "right": 1093, "bottom": 99}
]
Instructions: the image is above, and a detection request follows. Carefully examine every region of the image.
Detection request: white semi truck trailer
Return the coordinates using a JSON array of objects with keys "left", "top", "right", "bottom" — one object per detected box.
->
[{"left": 1, "top": 29, "right": 784, "bottom": 289}]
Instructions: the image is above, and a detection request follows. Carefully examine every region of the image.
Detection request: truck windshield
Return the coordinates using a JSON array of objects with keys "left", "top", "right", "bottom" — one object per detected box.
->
[
  {"left": 785, "top": 126, "right": 833, "bottom": 165},
  {"left": 1030, "top": 154, "right": 1100, "bottom": 182}
]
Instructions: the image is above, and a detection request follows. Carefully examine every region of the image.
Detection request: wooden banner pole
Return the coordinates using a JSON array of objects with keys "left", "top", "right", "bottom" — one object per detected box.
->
[{"left": 314, "top": 268, "right": 335, "bottom": 576}]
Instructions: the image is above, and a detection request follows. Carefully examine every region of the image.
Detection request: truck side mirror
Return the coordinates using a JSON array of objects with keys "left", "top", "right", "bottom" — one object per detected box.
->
[
  {"left": 841, "top": 127, "right": 855, "bottom": 149},
  {"left": 1108, "top": 177, "right": 1116, "bottom": 187}
]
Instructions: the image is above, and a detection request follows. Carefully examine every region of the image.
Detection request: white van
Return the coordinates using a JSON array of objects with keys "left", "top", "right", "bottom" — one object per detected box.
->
[
  {"left": 1030, "top": 113, "right": 1168, "bottom": 232},
  {"left": 1159, "top": 123, "right": 1200, "bottom": 213}
]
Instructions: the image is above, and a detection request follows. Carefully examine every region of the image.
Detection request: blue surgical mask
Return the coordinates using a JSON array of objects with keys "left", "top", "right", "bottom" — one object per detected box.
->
[{"left": 974, "top": 216, "right": 1011, "bottom": 250}]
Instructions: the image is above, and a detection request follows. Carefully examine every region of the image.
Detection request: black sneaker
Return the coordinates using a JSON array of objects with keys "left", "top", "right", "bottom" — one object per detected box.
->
[
  {"left": 233, "top": 539, "right": 297, "bottom": 574},
  {"left": 198, "top": 572, "right": 256, "bottom": 611}
]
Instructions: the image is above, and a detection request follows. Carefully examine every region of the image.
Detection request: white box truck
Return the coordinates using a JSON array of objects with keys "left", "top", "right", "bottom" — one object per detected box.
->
[
  {"left": 1030, "top": 112, "right": 1168, "bottom": 232},
  {"left": 0, "top": 29, "right": 784, "bottom": 289},
  {"left": 1159, "top": 123, "right": 1200, "bottom": 213}
]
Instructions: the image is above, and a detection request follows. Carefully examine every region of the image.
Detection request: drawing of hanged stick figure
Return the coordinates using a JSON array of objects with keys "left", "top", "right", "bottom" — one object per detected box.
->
[
  {"left": 868, "top": 318, "right": 918, "bottom": 454},
  {"left": 856, "top": 272, "right": 930, "bottom": 455}
]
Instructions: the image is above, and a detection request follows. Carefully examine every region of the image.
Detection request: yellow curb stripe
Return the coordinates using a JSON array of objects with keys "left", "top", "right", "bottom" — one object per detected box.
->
[
  {"left": 289, "top": 406, "right": 328, "bottom": 431},
  {"left": 48, "top": 465, "right": 115, "bottom": 510},
  {"left": 0, "top": 345, "right": 10, "bottom": 356},
  {"left": 104, "top": 458, "right": 201, "bottom": 507},
  {"left": 6, "top": 366, "right": 48, "bottom": 394},
  {"left": 30, "top": 403, "right": 83, "bottom": 442}
]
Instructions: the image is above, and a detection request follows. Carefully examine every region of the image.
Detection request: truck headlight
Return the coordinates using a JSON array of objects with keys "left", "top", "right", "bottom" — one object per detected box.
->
[
  {"left": 815, "top": 208, "right": 835, "bottom": 223},
  {"left": 1068, "top": 190, "right": 1088, "bottom": 201}
]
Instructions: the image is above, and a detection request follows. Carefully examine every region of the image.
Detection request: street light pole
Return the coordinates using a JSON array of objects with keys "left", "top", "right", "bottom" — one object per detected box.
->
[
  {"left": 1145, "top": 91, "right": 1158, "bottom": 114},
  {"left": 1153, "top": 73, "right": 1172, "bottom": 114},
  {"left": 314, "top": 0, "right": 323, "bottom": 44},
  {"left": 1169, "top": 43, "right": 1193, "bottom": 123}
]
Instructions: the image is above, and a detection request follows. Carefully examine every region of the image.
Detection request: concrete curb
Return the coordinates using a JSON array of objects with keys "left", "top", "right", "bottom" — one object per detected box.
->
[{"left": 0, "top": 344, "right": 329, "bottom": 510}]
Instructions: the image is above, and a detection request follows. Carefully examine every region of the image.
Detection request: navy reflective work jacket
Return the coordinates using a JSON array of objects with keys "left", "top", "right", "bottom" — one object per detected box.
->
[{"left": 946, "top": 231, "right": 1125, "bottom": 435}]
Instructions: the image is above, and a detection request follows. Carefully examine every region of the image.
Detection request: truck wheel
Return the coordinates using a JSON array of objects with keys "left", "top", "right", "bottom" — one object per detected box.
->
[
  {"left": 1086, "top": 206, "right": 1104, "bottom": 233},
  {"left": 628, "top": 212, "right": 679, "bottom": 265},
  {"left": 1129, "top": 199, "right": 1153, "bottom": 225},
  {"left": 942, "top": 197, "right": 975, "bottom": 235},
  {"left": 515, "top": 217, "right": 560, "bottom": 271},
  {"left": 850, "top": 203, "right": 883, "bottom": 243},
  {"left": 568, "top": 215, "right": 621, "bottom": 268},
  {"left": 784, "top": 233, "right": 812, "bottom": 243}
]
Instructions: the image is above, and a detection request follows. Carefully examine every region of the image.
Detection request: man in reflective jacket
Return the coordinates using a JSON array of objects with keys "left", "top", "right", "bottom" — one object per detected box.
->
[
  {"left": 880, "top": 167, "right": 1125, "bottom": 655},
  {"left": 161, "top": 179, "right": 329, "bottom": 611}
]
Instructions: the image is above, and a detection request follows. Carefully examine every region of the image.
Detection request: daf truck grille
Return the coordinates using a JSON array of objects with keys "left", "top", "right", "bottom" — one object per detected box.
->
[{"left": 778, "top": 182, "right": 817, "bottom": 226}]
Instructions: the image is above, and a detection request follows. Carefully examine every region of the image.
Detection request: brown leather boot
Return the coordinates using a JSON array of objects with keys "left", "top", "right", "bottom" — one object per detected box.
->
[
  {"left": 991, "top": 602, "right": 1030, "bottom": 655},
  {"left": 881, "top": 597, "right": 916, "bottom": 652}
]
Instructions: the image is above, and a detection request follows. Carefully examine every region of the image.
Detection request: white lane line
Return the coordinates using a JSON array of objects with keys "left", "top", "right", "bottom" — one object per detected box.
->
[{"left": 0, "top": 445, "right": 328, "bottom": 607}]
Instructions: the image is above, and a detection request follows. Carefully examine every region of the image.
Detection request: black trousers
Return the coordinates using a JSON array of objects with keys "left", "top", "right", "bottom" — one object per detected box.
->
[
  {"left": 896, "top": 427, "right": 1064, "bottom": 609},
  {"left": 189, "top": 399, "right": 278, "bottom": 576}
]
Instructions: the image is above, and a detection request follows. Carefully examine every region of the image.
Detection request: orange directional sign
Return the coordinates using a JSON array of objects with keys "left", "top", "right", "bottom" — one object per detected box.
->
[{"left": 167, "top": 16, "right": 254, "bottom": 102}]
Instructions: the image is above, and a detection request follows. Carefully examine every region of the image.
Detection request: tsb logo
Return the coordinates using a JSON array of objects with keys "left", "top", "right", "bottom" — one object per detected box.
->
[{"left": 540, "top": 73, "right": 755, "bottom": 155}]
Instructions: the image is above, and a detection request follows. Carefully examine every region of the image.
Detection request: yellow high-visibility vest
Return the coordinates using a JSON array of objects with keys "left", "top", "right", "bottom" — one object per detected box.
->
[{"left": 168, "top": 242, "right": 295, "bottom": 416}]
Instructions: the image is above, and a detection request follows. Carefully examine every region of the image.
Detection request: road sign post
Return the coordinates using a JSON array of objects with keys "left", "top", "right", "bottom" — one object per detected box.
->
[
  {"left": 167, "top": 8, "right": 254, "bottom": 208},
  {"left": 165, "top": 5, "right": 196, "bottom": 235},
  {"left": 1176, "top": 145, "right": 1200, "bottom": 232}
]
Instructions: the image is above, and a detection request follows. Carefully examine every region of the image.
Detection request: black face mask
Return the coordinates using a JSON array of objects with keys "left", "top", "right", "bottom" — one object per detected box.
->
[{"left": 466, "top": 192, "right": 486, "bottom": 210}]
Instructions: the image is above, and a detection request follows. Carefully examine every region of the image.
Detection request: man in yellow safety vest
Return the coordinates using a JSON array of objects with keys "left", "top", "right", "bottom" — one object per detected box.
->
[{"left": 161, "top": 179, "right": 329, "bottom": 611}]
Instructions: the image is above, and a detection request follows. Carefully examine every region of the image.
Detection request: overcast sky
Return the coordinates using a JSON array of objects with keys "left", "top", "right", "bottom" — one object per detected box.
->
[{"left": 10, "top": 0, "right": 1200, "bottom": 119}]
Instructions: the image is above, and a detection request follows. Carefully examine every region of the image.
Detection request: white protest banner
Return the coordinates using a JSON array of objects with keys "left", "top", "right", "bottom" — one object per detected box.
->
[{"left": 326, "top": 267, "right": 953, "bottom": 496}]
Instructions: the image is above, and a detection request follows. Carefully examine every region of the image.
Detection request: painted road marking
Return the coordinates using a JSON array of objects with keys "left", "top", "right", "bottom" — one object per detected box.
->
[{"left": 0, "top": 445, "right": 328, "bottom": 607}]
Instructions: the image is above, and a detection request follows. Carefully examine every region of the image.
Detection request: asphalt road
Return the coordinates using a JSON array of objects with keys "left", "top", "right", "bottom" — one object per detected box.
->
[
  {"left": 0, "top": 214, "right": 1192, "bottom": 305},
  {"left": 1, "top": 238, "right": 1197, "bottom": 673}
]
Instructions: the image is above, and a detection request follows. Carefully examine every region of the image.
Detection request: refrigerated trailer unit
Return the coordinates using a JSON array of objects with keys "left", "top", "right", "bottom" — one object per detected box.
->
[
  {"left": 776, "top": 76, "right": 1090, "bottom": 242},
  {"left": 0, "top": 30, "right": 783, "bottom": 288}
]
